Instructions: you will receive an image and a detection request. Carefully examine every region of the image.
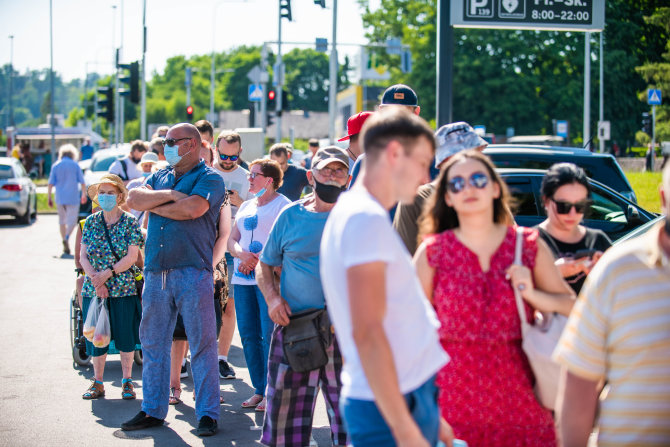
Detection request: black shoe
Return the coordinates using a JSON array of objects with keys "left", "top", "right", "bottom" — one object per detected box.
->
[
  {"left": 121, "top": 411, "right": 164, "bottom": 431},
  {"left": 196, "top": 416, "right": 218, "bottom": 437},
  {"left": 62, "top": 240, "right": 70, "bottom": 255},
  {"left": 218, "top": 360, "right": 236, "bottom": 379},
  {"left": 180, "top": 362, "right": 188, "bottom": 379}
]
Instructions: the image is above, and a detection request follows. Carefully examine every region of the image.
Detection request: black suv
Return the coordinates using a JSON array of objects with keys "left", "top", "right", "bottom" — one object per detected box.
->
[
  {"left": 484, "top": 145, "right": 637, "bottom": 203},
  {"left": 500, "top": 169, "right": 658, "bottom": 241}
]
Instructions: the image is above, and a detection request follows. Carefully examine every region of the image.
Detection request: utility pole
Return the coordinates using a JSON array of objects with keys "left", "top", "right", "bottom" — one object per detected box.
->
[
  {"left": 111, "top": 4, "right": 117, "bottom": 146},
  {"left": 328, "top": 0, "right": 338, "bottom": 143},
  {"left": 583, "top": 32, "right": 591, "bottom": 150},
  {"left": 140, "top": 0, "right": 147, "bottom": 140},
  {"left": 598, "top": 31, "right": 604, "bottom": 153},
  {"left": 276, "top": 1, "right": 283, "bottom": 142},
  {"left": 119, "top": 0, "right": 125, "bottom": 145},
  {"left": 8, "top": 35, "right": 14, "bottom": 127},
  {"left": 261, "top": 43, "right": 268, "bottom": 131},
  {"left": 49, "top": 0, "right": 55, "bottom": 171},
  {"left": 436, "top": 0, "right": 453, "bottom": 126}
]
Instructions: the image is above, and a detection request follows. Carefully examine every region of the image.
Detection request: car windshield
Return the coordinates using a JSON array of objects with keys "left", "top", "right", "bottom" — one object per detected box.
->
[
  {"left": 91, "top": 155, "right": 119, "bottom": 172},
  {"left": 0, "top": 165, "right": 14, "bottom": 179}
]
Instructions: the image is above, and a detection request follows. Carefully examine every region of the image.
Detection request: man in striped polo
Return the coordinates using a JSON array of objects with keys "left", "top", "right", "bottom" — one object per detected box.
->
[{"left": 554, "top": 162, "right": 670, "bottom": 446}]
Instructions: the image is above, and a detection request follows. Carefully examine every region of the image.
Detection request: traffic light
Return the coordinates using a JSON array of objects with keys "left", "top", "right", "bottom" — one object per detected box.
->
[
  {"left": 642, "top": 112, "right": 652, "bottom": 135},
  {"left": 281, "top": 89, "right": 289, "bottom": 112},
  {"left": 266, "top": 111, "right": 275, "bottom": 128},
  {"left": 268, "top": 89, "right": 276, "bottom": 110},
  {"left": 280, "top": 0, "right": 292, "bottom": 21},
  {"left": 96, "top": 86, "right": 114, "bottom": 122},
  {"left": 118, "top": 61, "right": 140, "bottom": 104},
  {"left": 186, "top": 105, "right": 194, "bottom": 121}
]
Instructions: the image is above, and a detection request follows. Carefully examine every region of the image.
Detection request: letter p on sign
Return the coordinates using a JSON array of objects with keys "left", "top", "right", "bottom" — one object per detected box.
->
[{"left": 470, "top": 0, "right": 489, "bottom": 15}]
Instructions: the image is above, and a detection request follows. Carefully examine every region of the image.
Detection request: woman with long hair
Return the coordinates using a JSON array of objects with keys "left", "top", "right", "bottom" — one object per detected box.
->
[
  {"left": 413, "top": 150, "right": 575, "bottom": 446},
  {"left": 536, "top": 163, "right": 611, "bottom": 295}
]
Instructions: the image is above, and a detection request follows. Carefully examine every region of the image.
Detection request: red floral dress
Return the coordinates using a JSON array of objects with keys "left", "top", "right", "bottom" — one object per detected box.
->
[{"left": 425, "top": 226, "right": 556, "bottom": 447}]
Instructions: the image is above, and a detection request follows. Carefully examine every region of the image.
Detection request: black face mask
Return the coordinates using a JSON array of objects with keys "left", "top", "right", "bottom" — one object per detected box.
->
[{"left": 313, "top": 179, "right": 346, "bottom": 203}]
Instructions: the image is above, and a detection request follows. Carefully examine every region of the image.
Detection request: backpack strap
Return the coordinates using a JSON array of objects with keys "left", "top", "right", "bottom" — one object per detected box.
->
[{"left": 119, "top": 159, "right": 129, "bottom": 181}]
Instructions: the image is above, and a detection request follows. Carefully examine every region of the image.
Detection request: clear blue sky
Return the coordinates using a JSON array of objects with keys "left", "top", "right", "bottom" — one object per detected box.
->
[{"left": 0, "top": 0, "right": 379, "bottom": 82}]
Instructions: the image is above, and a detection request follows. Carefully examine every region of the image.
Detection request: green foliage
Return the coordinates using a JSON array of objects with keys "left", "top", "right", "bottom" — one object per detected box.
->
[
  {"left": 65, "top": 107, "right": 85, "bottom": 127},
  {"left": 625, "top": 170, "right": 663, "bottom": 213}
]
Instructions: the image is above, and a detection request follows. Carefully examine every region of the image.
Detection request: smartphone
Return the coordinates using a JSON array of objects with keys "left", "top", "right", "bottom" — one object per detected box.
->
[{"left": 574, "top": 248, "right": 598, "bottom": 260}]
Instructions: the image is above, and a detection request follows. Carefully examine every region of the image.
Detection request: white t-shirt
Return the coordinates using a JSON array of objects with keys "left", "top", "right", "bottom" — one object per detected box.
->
[
  {"left": 320, "top": 187, "right": 449, "bottom": 400},
  {"left": 232, "top": 193, "right": 291, "bottom": 286},
  {"left": 213, "top": 165, "right": 251, "bottom": 219},
  {"left": 109, "top": 156, "right": 142, "bottom": 181}
]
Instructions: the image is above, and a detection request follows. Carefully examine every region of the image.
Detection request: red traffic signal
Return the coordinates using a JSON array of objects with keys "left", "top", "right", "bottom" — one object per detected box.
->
[
  {"left": 186, "top": 105, "right": 194, "bottom": 121},
  {"left": 268, "top": 90, "right": 276, "bottom": 101}
]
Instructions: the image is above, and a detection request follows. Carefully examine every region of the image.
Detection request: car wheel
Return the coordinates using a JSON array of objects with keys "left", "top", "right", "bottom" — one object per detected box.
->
[
  {"left": 16, "top": 201, "right": 31, "bottom": 225},
  {"left": 31, "top": 194, "right": 37, "bottom": 219}
]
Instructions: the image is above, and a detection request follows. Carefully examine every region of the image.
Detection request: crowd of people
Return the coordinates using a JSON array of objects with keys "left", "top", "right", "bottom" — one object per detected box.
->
[{"left": 62, "top": 83, "right": 670, "bottom": 446}]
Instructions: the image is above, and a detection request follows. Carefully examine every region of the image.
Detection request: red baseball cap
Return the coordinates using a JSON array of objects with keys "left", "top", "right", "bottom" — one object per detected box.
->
[{"left": 338, "top": 111, "right": 374, "bottom": 142}]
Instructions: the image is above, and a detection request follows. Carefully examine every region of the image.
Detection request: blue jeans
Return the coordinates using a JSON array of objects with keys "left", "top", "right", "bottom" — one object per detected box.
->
[
  {"left": 234, "top": 284, "right": 274, "bottom": 395},
  {"left": 341, "top": 375, "right": 440, "bottom": 446},
  {"left": 140, "top": 268, "right": 219, "bottom": 421}
]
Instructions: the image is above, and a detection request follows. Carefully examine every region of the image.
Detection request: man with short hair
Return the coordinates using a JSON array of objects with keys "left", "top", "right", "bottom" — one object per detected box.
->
[
  {"left": 150, "top": 137, "right": 166, "bottom": 161},
  {"left": 553, "top": 162, "right": 670, "bottom": 446},
  {"left": 338, "top": 112, "right": 373, "bottom": 173},
  {"left": 80, "top": 137, "right": 94, "bottom": 161},
  {"left": 393, "top": 122, "right": 488, "bottom": 255},
  {"left": 48, "top": 144, "right": 87, "bottom": 254},
  {"left": 213, "top": 130, "right": 251, "bottom": 379},
  {"left": 270, "top": 143, "right": 309, "bottom": 201},
  {"left": 257, "top": 146, "right": 350, "bottom": 446},
  {"left": 320, "top": 108, "right": 453, "bottom": 446},
  {"left": 302, "top": 138, "right": 320, "bottom": 169},
  {"left": 195, "top": 120, "right": 214, "bottom": 146},
  {"left": 122, "top": 123, "right": 225, "bottom": 436},
  {"left": 109, "top": 140, "right": 147, "bottom": 184}
]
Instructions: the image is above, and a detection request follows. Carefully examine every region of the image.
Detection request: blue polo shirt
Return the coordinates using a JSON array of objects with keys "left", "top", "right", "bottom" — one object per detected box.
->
[
  {"left": 48, "top": 156, "right": 85, "bottom": 205},
  {"left": 260, "top": 200, "right": 329, "bottom": 313},
  {"left": 277, "top": 165, "right": 309, "bottom": 201},
  {"left": 144, "top": 161, "right": 226, "bottom": 273}
]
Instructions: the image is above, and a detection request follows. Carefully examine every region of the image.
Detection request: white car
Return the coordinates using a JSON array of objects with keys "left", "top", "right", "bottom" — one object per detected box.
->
[
  {"left": 78, "top": 145, "right": 129, "bottom": 216},
  {"left": 0, "top": 157, "right": 37, "bottom": 224}
]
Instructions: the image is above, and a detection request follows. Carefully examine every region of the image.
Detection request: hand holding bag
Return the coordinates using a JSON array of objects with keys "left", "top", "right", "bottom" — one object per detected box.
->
[
  {"left": 282, "top": 308, "right": 333, "bottom": 373},
  {"left": 83, "top": 297, "right": 101, "bottom": 342},
  {"left": 512, "top": 227, "right": 567, "bottom": 410},
  {"left": 92, "top": 300, "right": 111, "bottom": 348}
]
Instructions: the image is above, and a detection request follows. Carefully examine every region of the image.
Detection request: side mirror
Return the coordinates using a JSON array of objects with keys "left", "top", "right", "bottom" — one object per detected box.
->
[{"left": 626, "top": 204, "right": 641, "bottom": 223}]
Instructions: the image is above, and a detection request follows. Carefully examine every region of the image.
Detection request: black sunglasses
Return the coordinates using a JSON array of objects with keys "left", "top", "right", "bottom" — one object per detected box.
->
[
  {"left": 163, "top": 137, "right": 191, "bottom": 147},
  {"left": 551, "top": 198, "right": 590, "bottom": 214},
  {"left": 219, "top": 153, "right": 239, "bottom": 161},
  {"left": 447, "top": 172, "right": 489, "bottom": 194}
]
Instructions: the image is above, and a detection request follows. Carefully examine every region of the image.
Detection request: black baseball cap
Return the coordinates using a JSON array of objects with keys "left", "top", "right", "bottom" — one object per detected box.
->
[{"left": 380, "top": 84, "right": 418, "bottom": 107}]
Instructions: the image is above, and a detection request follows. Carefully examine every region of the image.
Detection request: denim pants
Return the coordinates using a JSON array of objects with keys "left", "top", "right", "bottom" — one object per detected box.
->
[
  {"left": 140, "top": 268, "right": 219, "bottom": 421},
  {"left": 341, "top": 375, "right": 440, "bottom": 446},
  {"left": 234, "top": 284, "right": 274, "bottom": 395}
]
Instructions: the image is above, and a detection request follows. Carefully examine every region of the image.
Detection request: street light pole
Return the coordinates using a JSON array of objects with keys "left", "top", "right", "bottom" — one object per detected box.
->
[
  {"left": 8, "top": 35, "right": 14, "bottom": 127},
  {"left": 140, "top": 0, "right": 147, "bottom": 140},
  {"left": 49, "top": 0, "right": 56, "bottom": 170},
  {"left": 583, "top": 32, "right": 591, "bottom": 150},
  {"left": 328, "top": 0, "right": 338, "bottom": 143},
  {"left": 276, "top": 0, "right": 283, "bottom": 142}
]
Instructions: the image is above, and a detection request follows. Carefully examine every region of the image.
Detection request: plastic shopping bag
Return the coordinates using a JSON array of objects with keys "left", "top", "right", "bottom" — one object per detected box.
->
[
  {"left": 92, "top": 300, "right": 111, "bottom": 348},
  {"left": 83, "top": 298, "right": 101, "bottom": 342}
]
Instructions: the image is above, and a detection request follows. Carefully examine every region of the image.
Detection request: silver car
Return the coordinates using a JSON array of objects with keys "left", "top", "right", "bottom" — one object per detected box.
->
[{"left": 0, "top": 157, "right": 37, "bottom": 224}]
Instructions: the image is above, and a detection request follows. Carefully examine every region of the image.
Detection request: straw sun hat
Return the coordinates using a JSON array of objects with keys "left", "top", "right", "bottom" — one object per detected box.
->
[{"left": 87, "top": 173, "right": 129, "bottom": 206}]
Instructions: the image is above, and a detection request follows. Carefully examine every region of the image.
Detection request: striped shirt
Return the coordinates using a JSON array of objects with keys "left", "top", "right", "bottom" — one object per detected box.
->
[{"left": 553, "top": 222, "right": 670, "bottom": 446}]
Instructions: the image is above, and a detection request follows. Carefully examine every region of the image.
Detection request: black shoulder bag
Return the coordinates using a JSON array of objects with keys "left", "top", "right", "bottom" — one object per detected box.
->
[
  {"left": 100, "top": 213, "right": 144, "bottom": 300},
  {"left": 282, "top": 307, "right": 333, "bottom": 373}
]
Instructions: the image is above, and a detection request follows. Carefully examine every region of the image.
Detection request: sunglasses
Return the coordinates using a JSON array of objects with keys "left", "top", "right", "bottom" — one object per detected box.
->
[
  {"left": 163, "top": 137, "right": 191, "bottom": 147},
  {"left": 447, "top": 172, "right": 489, "bottom": 194},
  {"left": 219, "top": 153, "right": 239, "bottom": 161},
  {"left": 248, "top": 171, "right": 267, "bottom": 180},
  {"left": 551, "top": 198, "right": 590, "bottom": 214}
]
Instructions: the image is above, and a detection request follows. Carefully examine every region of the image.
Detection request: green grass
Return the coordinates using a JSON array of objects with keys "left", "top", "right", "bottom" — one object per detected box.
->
[
  {"left": 34, "top": 178, "right": 49, "bottom": 186},
  {"left": 36, "top": 193, "right": 57, "bottom": 214},
  {"left": 624, "top": 171, "right": 663, "bottom": 213}
]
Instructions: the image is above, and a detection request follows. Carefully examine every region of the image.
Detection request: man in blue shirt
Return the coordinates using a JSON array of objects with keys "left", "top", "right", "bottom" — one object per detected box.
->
[
  {"left": 122, "top": 123, "right": 225, "bottom": 437},
  {"left": 47, "top": 144, "right": 86, "bottom": 254},
  {"left": 270, "top": 143, "right": 309, "bottom": 201},
  {"left": 80, "top": 138, "right": 94, "bottom": 161},
  {"left": 256, "top": 146, "right": 350, "bottom": 446}
]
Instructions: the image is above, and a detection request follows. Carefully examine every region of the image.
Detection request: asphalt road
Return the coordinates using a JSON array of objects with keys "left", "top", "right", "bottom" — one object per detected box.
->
[{"left": 0, "top": 214, "right": 333, "bottom": 446}]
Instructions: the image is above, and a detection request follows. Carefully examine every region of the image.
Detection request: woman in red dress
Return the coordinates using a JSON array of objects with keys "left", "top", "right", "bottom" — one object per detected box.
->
[{"left": 413, "top": 150, "right": 575, "bottom": 447}]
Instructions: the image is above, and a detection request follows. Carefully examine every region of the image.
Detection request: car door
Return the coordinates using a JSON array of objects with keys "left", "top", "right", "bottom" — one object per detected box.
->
[
  {"left": 583, "top": 183, "right": 649, "bottom": 240},
  {"left": 503, "top": 174, "right": 544, "bottom": 228}
]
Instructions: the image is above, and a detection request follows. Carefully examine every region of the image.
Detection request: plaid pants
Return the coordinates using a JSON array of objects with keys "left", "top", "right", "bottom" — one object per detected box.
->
[{"left": 261, "top": 323, "right": 348, "bottom": 446}]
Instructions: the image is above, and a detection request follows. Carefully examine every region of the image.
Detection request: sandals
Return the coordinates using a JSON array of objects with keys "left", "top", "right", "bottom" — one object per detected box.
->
[
  {"left": 122, "top": 379, "right": 136, "bottom": 400},
  {"left": 241, "top": 394, "right": 263, "bottom": 408},
  {"left": 169, "top": 387, "right": 182, "bottom": 405},
  {"left": 255, "top": 397, "right": 267, "bottom": 412},
  {"left": 82, "top": 381, "right": 105, "bottom": 400}
]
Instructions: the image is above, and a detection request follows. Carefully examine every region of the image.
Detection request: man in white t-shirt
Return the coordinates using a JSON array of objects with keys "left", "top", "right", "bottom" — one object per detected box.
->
[
  {"left": 320, "top": 108, "right": 453, "bottom": 447},
  {"left": 109, "top": 140, "right": 147, "bottom": 184},
  {"left": 212, "top": 130, "right": 251, "bottom": 379}
]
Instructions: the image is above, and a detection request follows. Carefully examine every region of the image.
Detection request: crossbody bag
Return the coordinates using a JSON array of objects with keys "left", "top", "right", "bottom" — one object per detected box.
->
[
  {"left": 282, "top": 307, "right": 333, "bottom": 373},
  {"left": 100, "top": 213, "right": 144, "bottom": 300}
]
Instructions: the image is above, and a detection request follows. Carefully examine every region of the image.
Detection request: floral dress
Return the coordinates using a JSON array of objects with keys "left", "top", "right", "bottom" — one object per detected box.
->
[
  {"left": 81, "top": 211, "right": 144, "bottom": 299},
  {"left": 425, "top": 226, "right": 556, "bottom": 447}
]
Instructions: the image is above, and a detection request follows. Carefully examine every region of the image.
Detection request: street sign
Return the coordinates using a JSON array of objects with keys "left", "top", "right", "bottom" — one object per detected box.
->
[
  {"left": 597, "top": 120, "right": 610, "bottom": 141},
  {"left": 315, "top": 38, "right": 328, "bottom": 52},
  {"left": 648, "top": 89, "right": 662, "bottom": 106},
  {"left": 556, "top": 120, "right": 569, "bottom": 138},
  {"left": 248, "top": 84, "right": 264, "bottom": 102},
  {"left": 247, "top": 65, "right": 262, "bottom": 84},
  {"left": 451, "top": 0, "right": 605, "bottom": 32}
]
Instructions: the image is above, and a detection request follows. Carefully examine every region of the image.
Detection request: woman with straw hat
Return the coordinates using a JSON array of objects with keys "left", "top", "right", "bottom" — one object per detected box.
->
[{"left": 80, "top": 173, "right": 144, "bottom": 400}]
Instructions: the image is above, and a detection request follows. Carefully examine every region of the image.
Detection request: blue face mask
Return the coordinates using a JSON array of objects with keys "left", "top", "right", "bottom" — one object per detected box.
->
[
  {"left": 142, "top": 172, "right": 151, "bottom": 178},
  {"left": 164, "top": 145, "right": 182, "bottom": 166},
  {"left": 253, "top": 187, "right": 266, "bottom": 199},
  {"left": 97, "top": 193, "right": 117, "bottom": 212}
]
